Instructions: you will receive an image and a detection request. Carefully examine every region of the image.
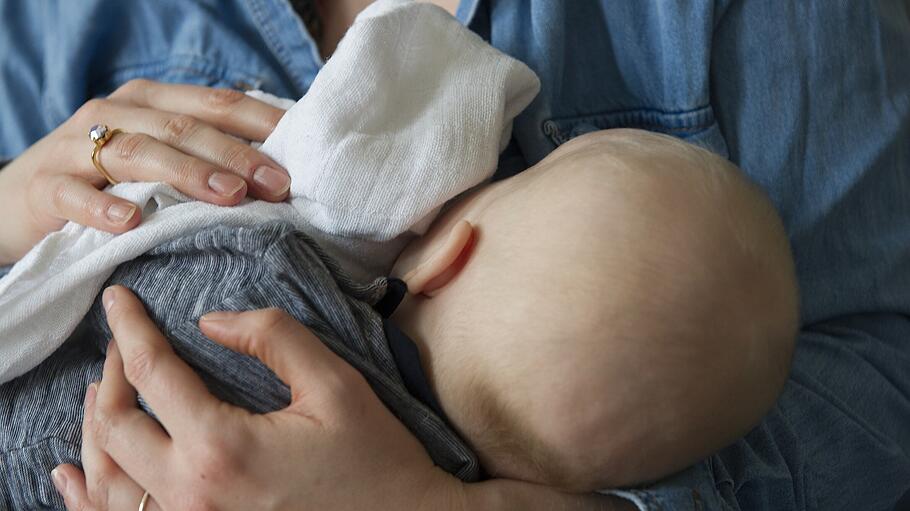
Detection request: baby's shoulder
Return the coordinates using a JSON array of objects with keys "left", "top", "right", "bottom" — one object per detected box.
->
[{"left": 81, "top": 222, "right": 381, "bottom": 346}]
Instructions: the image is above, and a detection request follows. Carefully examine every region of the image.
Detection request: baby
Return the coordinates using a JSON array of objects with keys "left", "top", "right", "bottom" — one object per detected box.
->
[
  {"left": 0, "top": 126, "right": 797, "bottom": 509},
  {"left": 387, "top": 128, "right": 799, "bottom": 490},
  {"left": 0, "top": 1, "right": 797, "bottom": 507}
]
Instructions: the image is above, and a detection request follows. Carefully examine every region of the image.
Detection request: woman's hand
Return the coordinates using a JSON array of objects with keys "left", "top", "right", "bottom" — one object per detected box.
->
[
  {"left": 52, "top": 286, "right": 631, "bottom": 510},
  {"left": 0, "top": 80, "right": 291, "bottom": 264},
  {"left": 52, "top": 286, "right": 461, "bottom": 511}
]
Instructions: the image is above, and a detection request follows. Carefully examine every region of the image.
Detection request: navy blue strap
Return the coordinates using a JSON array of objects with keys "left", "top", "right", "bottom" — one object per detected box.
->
[
  {"left": 383, "top": 318, "right": 449, "bottom": 420},
  {"left": 373, "top": 278, "right": 408, "bottom": 318}
]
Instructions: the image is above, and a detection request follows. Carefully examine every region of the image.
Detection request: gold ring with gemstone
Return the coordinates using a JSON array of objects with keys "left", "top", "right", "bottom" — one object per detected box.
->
[{"left": 88, "top": 124, "right": 123, "bottom": 185}]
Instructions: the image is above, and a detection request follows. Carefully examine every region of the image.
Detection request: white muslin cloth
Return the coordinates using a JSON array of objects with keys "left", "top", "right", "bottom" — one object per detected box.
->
[{"left": 0, "top": 0, "right": 539, "bottom": 384}]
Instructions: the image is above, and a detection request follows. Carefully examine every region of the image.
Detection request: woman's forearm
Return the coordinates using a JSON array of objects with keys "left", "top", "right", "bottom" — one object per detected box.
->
[{"left": 0, "top": 161, "right": 31, "bottom": 265}]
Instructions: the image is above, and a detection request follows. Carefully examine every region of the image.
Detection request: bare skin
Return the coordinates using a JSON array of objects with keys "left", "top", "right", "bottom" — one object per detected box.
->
[
  {"left": 390, "top": 130, "right": 797, "bottom": 490},
  {"left": 0, "top": 81, "right": 291, "bottom": 265}
]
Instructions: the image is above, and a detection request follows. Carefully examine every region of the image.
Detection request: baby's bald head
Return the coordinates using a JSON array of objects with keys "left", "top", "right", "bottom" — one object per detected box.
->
[{"left": 392, "top": 129, "right": 798, "bottom": 489}]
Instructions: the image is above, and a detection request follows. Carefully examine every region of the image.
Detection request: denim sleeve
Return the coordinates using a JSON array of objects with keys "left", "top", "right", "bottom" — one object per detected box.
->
[{"left": 599, "top": 458, "right": 735, "bottom": 511}]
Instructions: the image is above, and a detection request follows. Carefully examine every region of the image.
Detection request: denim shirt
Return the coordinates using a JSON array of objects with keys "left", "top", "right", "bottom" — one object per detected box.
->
[{"left": 2, "top": 1, "right": 909, "bottom": 509}]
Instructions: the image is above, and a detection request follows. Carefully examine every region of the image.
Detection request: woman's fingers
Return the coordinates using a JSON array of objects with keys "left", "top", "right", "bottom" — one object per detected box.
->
[
  {"left": 88, "top": 339, "right": 170, "bottom": 500},
  {"left": 80, "top": 100, "right": 290, "bottom": 200},
  {"left": 94, "top": 130, "right": 248, "bottom": 205},
  {"left": 2, "top": 79, "right": 290, "bottom": 259},
  {"left": 81, "top": 383, "right": 115, "bottom": 506},
  {"left": 70, "top": 94, "right": 290, "bottom": 203},
  {"left": 54, "top": 453, "right": 162, "bottom": 510},
  {"left": 52, "top": 464, "right": 92, "bottom": 510},
  {"left": 53, "top": 384, "right": 100, "bottom": 508},
  {"left": 141, "top": 109, "right": 290, "bottom": 200},
  {"left": 55, "top": 462, "right": 161, "bottom": 511},
  {"left": 38, "top": 175, "right": 142, "bottom": 233},
  {"left": 102, "top": 286, "right": 218, "bottom": 434},
  {"left": 54, "top": 382, "right": 155, "bottom": 511},
  {"left": 108, "top": 79, "right": 285, "bottom": 142},
  {"left": 53, "top": 347, "right": 165, "bottom": 511},
  {"left": 199, "top": 308, "right": 354, "bottom": 403},
  {"left": 97, "top": 341, "right": 139, "bottom": 410}
]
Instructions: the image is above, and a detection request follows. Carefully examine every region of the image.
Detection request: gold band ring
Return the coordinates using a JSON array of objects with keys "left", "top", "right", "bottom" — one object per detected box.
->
[
  {"left": 88, "top": 124, "right": 123, "bottom": 185},
  {"left": 138, "top": 490, "right": 151, "bottom": 511}
]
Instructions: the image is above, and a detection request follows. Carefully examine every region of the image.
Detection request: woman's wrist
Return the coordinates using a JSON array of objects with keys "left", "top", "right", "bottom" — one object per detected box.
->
[{"left": 0, "top": 160, "right": 31, "bottom": 265}]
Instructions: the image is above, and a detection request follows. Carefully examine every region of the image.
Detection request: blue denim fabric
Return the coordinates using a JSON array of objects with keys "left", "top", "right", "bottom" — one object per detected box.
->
[
  {"left": 0, "top": 0, "right": 322, "bottom": 160},
  {"left": 1, "top": 1, "right": 909, "bottom": 509}
]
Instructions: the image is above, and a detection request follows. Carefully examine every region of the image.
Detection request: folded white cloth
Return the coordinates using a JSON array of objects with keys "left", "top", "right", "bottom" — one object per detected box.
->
[{"left": 0, "top": 0, "right": 539, "bottom": 384}]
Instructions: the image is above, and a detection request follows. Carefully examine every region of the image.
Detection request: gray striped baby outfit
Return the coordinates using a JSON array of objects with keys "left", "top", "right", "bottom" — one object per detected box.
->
[{"left": 0, "top": 222, "right": 478, "bottom": 510}]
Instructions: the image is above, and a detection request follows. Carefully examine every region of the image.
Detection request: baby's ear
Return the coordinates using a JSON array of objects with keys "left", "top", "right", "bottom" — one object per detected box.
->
[{"left": 401, "top": 220, "right": 475, "bottom": 296}]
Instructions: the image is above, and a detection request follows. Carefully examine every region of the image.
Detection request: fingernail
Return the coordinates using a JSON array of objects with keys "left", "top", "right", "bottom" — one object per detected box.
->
[
  {"left": 102, "top": 287, "right": 117, "bottom": 311},
  {"left": 208, "top": 172, "right": 246, "bottom": 197},
  {"left": 106, "top": 203, "right": 136, "bottom": 224},
  {"left": 51, "top": 467, "right": 68, "bottom": 493},
  {"left": 200, "top": 311, "right": 237, "bottom": 323},
  {"left": 84, "top": 382, "right": 98, "bottom": 409},
  {"left": 253, "top": 166, "right": 290, "bottom": 195}
]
